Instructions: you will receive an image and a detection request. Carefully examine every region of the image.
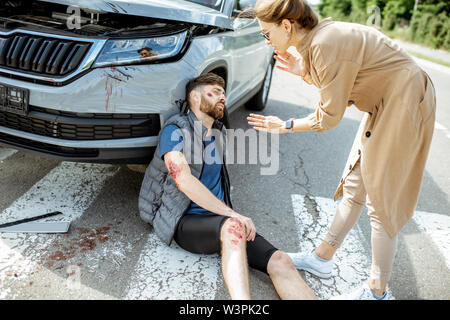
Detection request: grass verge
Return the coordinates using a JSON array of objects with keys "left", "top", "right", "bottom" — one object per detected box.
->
[{"left": 406, "top": 50, "right": 450, "bottom": 68}]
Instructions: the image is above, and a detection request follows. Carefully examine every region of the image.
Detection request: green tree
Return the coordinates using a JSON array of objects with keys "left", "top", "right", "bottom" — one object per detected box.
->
[
  {"left": 316, "top": 0, "right": 450, "bottom": 50},
  {"left": 317, "top": 0, "right": 353, "bottom": 21},
  {"left": 382, "top": 0, "right": 415, "bottom": 30},
  {"left": 415, "top": 0, "right": 450, "bottom": 15}
]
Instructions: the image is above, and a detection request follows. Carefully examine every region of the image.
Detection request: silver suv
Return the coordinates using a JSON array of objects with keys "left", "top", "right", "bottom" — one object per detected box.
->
[{"left": 0, "top": 0, "right": 274, "bottom": 163}]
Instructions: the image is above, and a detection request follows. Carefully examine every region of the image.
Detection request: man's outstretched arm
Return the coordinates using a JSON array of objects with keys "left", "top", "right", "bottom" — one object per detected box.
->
[{"left": 163, "top": 150, "right": 256, "bottom": 241}]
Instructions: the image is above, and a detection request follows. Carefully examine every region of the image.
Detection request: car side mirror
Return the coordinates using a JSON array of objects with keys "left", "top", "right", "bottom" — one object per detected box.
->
[{"left": 238, "top": 0, "right": 257, "bottom": 11}]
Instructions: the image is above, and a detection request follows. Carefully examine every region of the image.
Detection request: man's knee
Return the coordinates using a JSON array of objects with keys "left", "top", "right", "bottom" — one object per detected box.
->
[
  {"left": 267, "top": 250, "right": 296, "bottom": 275},
  {"left": 221, "top": 217, "right": 246, "bottom": 247}
]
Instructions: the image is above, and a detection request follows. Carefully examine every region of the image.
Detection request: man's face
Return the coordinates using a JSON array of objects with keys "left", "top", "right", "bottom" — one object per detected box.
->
[
  {"left": 141, "top": 49, "right": 151, "bottom": 57},
  {"left": 199, "top": 84, "right": 226, "bottom": 120},
  {"left": 139, "top": 48, "right": 158, "bottom": 58}
]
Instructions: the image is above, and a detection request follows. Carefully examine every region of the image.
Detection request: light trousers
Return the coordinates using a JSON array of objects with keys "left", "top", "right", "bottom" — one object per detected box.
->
[{"left": 324, "top": 161, "right": 398, "bottom": 283}]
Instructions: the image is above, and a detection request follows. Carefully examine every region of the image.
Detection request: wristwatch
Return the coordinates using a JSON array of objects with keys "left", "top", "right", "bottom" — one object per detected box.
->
[{"left": 285, "top": 118, "right": 294, "bottom": 131}]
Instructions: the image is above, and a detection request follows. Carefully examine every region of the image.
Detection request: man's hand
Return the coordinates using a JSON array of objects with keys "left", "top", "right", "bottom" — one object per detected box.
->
[{"left": 229, "top": 213, "right": 256, "bottom": 242}]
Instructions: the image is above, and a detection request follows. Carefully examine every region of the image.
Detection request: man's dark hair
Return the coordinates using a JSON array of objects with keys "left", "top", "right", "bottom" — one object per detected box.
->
[{"left": 185, "top": 73, "right": 226, "bottom": 110}]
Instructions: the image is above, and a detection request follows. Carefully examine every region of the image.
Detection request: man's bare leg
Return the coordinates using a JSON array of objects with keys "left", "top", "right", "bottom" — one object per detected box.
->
[
  {"left": 220, "top": 218, "right": 251, "bottom": 300},
  {"left": 267, "top": 250, "right": 317, "bottom": 300}
]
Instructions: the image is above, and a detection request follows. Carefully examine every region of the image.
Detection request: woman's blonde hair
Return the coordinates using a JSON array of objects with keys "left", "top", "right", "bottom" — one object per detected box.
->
[{"left": 253, "top": 0, "right": 318, "bottom": 30}]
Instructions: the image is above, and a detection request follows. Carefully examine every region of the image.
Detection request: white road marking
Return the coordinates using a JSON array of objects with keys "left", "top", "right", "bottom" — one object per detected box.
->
[
  {"left": 0, "top": 147, "right": 17, "bottom": 161},
  {"left": 290, "top": 194, "right": 377, "bottom": 300},
  {"left": 0, "top": 159, "right": 222, "bottom": 300},
  {"left": 0, "top": 162, "right": 118, "bottom": 224},
  {"left": 124, "top": 233, "right": 221, "bottom": 300},
  {"left": 291, "top": 194, "right": 450, "bottom": 299},
  {"left": 1, "top": 157, "right": 447, "bottom": 299},
  {"left": 412, "top": 56, "right": 450, "bottom": 76},
  {"left": 435, "top": 121, "right": 450, "bottom": 139},
  {"left": 0, "top": 162, "right": 119, "bottom": 299},
  {"left": 413, "top": 211, "right": 450, "bottom": 270}
]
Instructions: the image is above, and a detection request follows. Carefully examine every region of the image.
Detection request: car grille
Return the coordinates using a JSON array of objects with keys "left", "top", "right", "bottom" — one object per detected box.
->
[
  {"left": 0, "top": 132, "right": 99, "bottom": 158},
  {"left": 0, "top": 33, "right": 91, "bottom": 76},
  {"left": 0, "top": 106, "right": 160, "bottom": 140}
]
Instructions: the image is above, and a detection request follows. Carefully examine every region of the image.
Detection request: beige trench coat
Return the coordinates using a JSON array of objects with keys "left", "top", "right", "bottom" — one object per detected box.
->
[{"left": 298, "top": 18, "right": 436, "bottom": 238}]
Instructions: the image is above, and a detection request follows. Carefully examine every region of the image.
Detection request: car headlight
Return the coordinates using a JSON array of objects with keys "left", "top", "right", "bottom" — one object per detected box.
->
[{"left": 92, "top": 31, "right": 188, "bottom": 68}]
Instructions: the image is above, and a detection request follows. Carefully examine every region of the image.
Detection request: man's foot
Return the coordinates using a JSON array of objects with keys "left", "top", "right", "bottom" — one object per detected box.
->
[
  {"left": 330, "top": 284, "right": 393, "bottom": 300},
  {"left": 286, "top": 250, "right": 333, "bottom": 279}
]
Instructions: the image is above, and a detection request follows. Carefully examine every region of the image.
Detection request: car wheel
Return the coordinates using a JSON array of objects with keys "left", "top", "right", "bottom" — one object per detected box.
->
[{"left": 246, "top": 58, "right": 274, "bottom": 111}]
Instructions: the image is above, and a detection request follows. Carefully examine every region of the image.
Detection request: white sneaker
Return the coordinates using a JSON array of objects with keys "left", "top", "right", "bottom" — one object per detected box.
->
[
  {"left": 287, "top": 250, "right": 333, "bottom": 279},
  {"left": 330, "top": 284, "right": 393, "bottom": 300}
]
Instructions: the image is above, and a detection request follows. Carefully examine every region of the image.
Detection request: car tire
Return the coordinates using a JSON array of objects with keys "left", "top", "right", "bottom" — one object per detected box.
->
[{"left": 246, "top": 58, "right": 274, "bottom": 111}]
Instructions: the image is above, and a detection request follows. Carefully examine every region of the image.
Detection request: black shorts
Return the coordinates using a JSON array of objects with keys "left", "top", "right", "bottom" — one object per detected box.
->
[{"left": 173, "top": 213, "right": 278, "bottom": 274}]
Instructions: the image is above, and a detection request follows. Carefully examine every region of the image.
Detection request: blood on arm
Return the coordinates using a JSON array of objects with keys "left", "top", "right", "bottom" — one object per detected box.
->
[{"left": 168, "top": 160, "right": 182, "bottom": 189}]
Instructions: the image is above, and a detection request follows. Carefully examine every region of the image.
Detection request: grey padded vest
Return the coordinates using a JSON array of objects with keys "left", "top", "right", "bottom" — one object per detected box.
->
[{"left": 139, "top": 111, "right": 232, "bottom": 245}]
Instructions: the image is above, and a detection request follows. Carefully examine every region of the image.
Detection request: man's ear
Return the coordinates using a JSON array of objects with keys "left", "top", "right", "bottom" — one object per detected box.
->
[{"left": 189, "top": 90, "right": 200, "bottom": 108}]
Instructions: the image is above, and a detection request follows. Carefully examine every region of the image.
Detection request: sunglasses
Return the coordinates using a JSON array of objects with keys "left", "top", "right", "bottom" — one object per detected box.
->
[
  {"left": 260, "top": 23, "right": 279, "bottom": 41},
  {"left": 260, "top": 20, "right": 295, "bottom": 41}
]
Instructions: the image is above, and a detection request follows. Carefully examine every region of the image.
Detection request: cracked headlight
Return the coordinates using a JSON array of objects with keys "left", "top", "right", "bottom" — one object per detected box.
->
[{"left": 92, "top": 31, "right": 187, "bottom": 68}]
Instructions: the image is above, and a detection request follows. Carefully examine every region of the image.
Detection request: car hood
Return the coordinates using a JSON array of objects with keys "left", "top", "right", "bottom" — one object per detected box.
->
[{"left": 38, "top": 0, "right": 232, "bottom": 29}]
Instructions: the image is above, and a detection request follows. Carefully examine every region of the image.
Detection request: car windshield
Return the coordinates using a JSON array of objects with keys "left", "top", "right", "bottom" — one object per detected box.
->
[{"left": 184, "top": 0, "right": 223, "bottom": 11}]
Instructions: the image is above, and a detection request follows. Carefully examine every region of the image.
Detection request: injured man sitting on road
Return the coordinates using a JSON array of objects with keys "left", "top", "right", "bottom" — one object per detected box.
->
[{"left": 139, "top": 73, "right": 316, "bottom": 300}]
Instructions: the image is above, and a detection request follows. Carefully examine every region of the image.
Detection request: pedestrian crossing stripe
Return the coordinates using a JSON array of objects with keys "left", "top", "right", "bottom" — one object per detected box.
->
[
  {"left": 125, "top": 233, "right": 220, "bottom": 300},
  {"left": 0, "top": 161, "right": 119, "bottom": 299},
  {"left": 290, "top": 194, "right": 450, "bottom": 300},
  {"left": 0, "top": 151, "right": 448, "bottom": 299},
  {"left": 290, "top": 194, "right": 376, "bottom": 300},
  {"left": 0, "top": 147, "right": 17, "bottom": 161}
]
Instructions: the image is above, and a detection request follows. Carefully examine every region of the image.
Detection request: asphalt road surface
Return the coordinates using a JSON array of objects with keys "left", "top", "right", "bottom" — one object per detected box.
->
[{"left": 0, "top": 54, "right": 449, "bottom": 300}]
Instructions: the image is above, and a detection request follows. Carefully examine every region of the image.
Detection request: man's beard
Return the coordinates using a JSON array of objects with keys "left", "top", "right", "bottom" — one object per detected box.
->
[{"left": 199, "top": 95, "right": 224, "bottom": 120}]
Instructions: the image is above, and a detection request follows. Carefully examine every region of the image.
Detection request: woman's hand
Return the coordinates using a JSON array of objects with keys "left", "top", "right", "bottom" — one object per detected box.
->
[
  {"left": 247, "top": 113, "right": 288, "bottom": 134},
  {"left": 274, "top": 49, "right": 307, "bottom": 78}
]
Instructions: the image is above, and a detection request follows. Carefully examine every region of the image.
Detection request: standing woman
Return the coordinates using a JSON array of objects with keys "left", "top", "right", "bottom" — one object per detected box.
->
[{"left": 247, "top": 0, "right": 436, "bottom": 300}]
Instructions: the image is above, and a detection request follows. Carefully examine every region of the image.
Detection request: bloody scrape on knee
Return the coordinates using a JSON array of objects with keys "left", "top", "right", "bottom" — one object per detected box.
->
[{"left": 226, "top": 217, "right": 245, "bottom": 246}]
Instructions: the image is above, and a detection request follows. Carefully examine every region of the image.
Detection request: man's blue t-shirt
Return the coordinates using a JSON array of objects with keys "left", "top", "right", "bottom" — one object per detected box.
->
[{"left": 158, "top": 124, "right": 224, "bottom": 214}]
